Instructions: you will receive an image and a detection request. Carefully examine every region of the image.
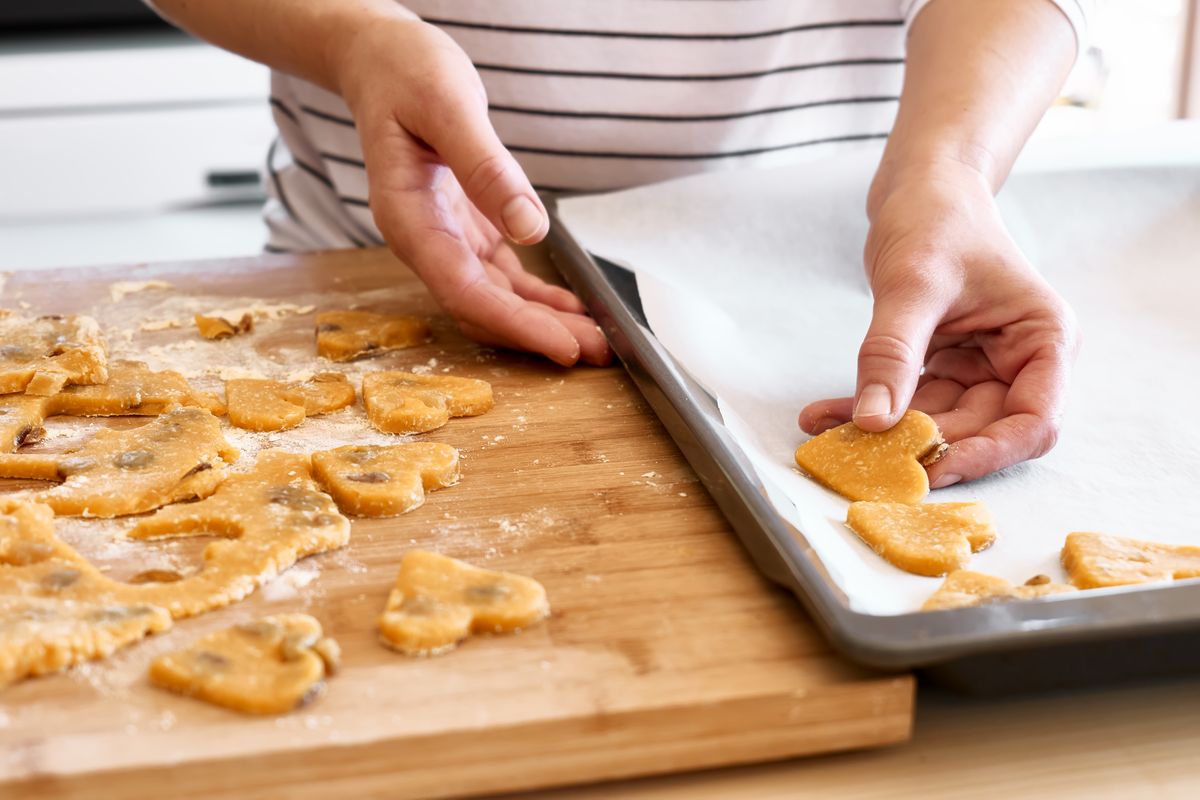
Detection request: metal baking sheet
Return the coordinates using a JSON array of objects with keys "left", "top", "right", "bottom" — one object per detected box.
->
[{"left": 545, "top": 207, "right": 1200, "bottom": 691}]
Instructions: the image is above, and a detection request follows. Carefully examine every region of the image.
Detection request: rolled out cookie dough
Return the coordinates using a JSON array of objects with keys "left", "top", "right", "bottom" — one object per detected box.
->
[
  {"left": 379, "top": 550, "right": 549, "bottom": 656},
  {"left": 149, "top": 614, "right": 339, "bottom": 714},
  {"left": 312, "top": 443, "right": 459, "bottom": 517},
  {"left": 362, "top": 372, "right": 493, "bottom": 434},
  {"left": 225, "top": 373, "right": 355, "bottom": 432},
  {"left": 923, "top": 570, "right": 1077, "bottom": 611},
  {"left": 0, "top": 311, "right": 108, "bottom": 396},
  {"left": 0, "top": 407, "right": 237, "bottom": 517},
  {"left": 1062, "top": 532, "right": 1200, "bottom": 589},
  {"left": 315, "top": 310, "right": 430, "bottom": 362},
  {"left": 845, "top": 501, "right": 996, "bottom": 577}
]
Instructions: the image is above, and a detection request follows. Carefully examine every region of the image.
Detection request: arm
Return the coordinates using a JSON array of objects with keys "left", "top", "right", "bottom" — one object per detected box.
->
[
  {"left": 800, "top": 0, "right": 1081, "bottom": 486},
  {"left": 147, "top": 0, "right": 610, "bottom": 366}
]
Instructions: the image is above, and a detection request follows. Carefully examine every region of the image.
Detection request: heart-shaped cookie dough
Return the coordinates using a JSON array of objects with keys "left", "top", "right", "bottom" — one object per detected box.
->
[
  {"left": 922, "top": 570, "right": 1076, "bottom": 611},
  {"left": 0, "top": 497, "right": 172, "bottom": 687},
  {"left": 1062, "top": 532, "right": 1200, "bottom": 589},
  {"left": 379, "top": 550, "right": 549, "bottom": 656},
  {"left": 315, "top": 310, "right": 430, "bottom": 362},
  {"left": 795, "top": 410, "right": 945, "bottom": 503},
  {"left": 225, "top": 373, "right": 355, "bottom": 432},
  {"left": 312, "top": 443, "right": 459, "bottom": 517},
  {"left": 0, "top": 407, "right": 237, "bottom": 517},
  {"left": 846, "top": 501, "right": 995, "bottom": 576},
  {"left": 362, "top": 372, "right": 493, "bottom": 434},
  {"left": 149, "top": 613, "right": 339, "bottom": 714}
]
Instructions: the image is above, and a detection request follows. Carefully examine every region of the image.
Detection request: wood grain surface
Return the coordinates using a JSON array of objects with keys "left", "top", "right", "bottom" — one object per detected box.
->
[{"left": 0, "top": 248, "right": 912, "bottom": 800}]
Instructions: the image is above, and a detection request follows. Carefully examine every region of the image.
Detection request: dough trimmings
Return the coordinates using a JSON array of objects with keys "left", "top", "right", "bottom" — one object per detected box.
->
[
  {"left": 0, "top": 310, "right": 108, "bottom": 396},
  {"left": 845, "top": 501, "right": 996, "bottom": 577},
  {"left": 794, "top": 410, "right": 945, "bottom": 504},
  {"left": 195, "top": 312, "right": 253, "bottom": 340},
  {"left": 362, "top": 372, "right": 493, "bottom": 434},
  {"left": 922, "top": 570, "right": 1078, "bottom": 611},
  {"left": 315, "top": 310, "right": 430, "bottom": 362},
  {"left": 126, "top": 450, "right": 351, "bottom": 618},
  {"left": 49, "top": 360, "right": 225, "bottom": 417},
  {"left": 0, "top": 497, "right": 172, "bottom": 687},
  {"left": 378, "top": 550, "right": 549, "bottom": 656},
  {"left": 225, "top": 373, "right": 355, "bottom": 432},
  {"left": 1061, "top": 532, "right": 1200, "bottom": 589},
  {"left": 0, "top": 407, "right": 237, "bottom": 517},
  {"left": 312, "top": 443, "right": 459, "bottom": 517},
  {"left": 149, "top": 613, "right": 339, "bottom": 714}
]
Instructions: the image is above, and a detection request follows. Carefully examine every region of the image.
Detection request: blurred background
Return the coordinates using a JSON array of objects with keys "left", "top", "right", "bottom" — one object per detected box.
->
[{"left": 0, "top": 0, "right": 1196, "bottom": 270}]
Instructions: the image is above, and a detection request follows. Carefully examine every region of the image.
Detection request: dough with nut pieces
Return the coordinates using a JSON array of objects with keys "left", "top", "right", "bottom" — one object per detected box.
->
[
  {"left": 379, "top": 550, "right": 549, "bottom": 656},
  {"left": 0, "top": 310, "right": 108, "bottom": 396},
  {"left": 316, "top": 310, "right": 430, "bottom": 362},
  {"left": 312, "top": 442, "right": 459, "bottom": 517},
  {"left": 362, "top": 371, "right": 493, "bottom": 434},
  {"left": 846, "top": 501, "right": 995, "bottom": 577},
  {"left": 225, "top": 373, "right": 355, "bottom": 432},
  {"left": 922, "top": 570, "right": 1077, "bottom": 611},
  {"left": 149, "top": 614, "right": 340, "bottom": 714},
  {"left": 795, "top": 410, "right": 945, "bottom": 504},
  {"left": 1062, "top": 532, "right": 1200, "bottom": 589}
]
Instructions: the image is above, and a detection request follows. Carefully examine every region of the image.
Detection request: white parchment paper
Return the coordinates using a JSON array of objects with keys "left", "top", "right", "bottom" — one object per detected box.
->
[{"left": 560, "top": 126, "right": 1200, "bottom": 615}]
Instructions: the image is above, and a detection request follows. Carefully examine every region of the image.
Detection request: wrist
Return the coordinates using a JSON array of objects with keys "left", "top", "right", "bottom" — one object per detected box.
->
[
  {"left": 867, "top": 146, "right": 996, "bottom": 222},
  {"left": 325, "top": 6, "right": 422, "bottom": 105}
]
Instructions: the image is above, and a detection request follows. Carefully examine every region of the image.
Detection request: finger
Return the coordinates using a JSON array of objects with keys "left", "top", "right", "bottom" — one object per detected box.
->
[
  {"left": 539, "top": 306, "right": 612, "bottom": 366},
  {"left": 924, "top": 347, "right": 998, "bottom": 387},
  {"left": 490, "top": 243, "right": 588, "bottom": 314},
  {"left": 798, "top": 397, "right": 855, "bottom": 434},
  {"left": 928, "top": 380, "right": 1007, "bottom": 443},
  {"left": 927, "top": 411, "right": 1059, "bottom": 487},
  {"left": 854, "top": 290, "right": 941, "bottom": 433},
  {"left": 911, "top": 378, "right": 966, "bottom": 415},
  {"left": 481, "top": 262, "right": 515, "bottom": 293}
]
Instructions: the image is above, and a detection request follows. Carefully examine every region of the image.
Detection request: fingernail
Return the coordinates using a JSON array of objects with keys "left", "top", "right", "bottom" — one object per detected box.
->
[
  {"left": 854, "top": 384, "right": 892, "bottom": 419},
  {"left": 501, "top": 195, "right": 545, "bottom": 243},
  {"left": 931, "top": 473, "right": 962, "bottom": 489}
]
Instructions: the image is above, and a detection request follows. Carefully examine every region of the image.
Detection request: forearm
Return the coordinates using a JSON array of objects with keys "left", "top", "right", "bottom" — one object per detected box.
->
[
  {"left": 146, "top": 0, "right": 416, "bottom": 93},
  {"left": 869, "top": 0, "right": 1077, "bottom": 217}
]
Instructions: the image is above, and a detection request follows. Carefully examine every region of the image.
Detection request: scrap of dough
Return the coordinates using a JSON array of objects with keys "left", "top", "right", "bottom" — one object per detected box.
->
[
  {"left": 126, "top": 450, "right": 350, "bottom": 618},
  {"left": 315, "top": 310, "right": 430, "bottom": 362},
  {"left": 0, "top": 394, "right": 51, "bottom": 452},
  {"left": 312, "top": 442, "right": 459, "bottom": 517},
  {"left": 845, "top": 501, "right": 996, "bottom": 577},
  {"left": 0, "top": 310, "right": 108, "bottom": 396},
  {"left": 794, "top": 410, "right": 945, "bottom": 504},
  {"left": 0, "top": 407, "right": 237, "bottom": 517},
  {"left": 922, "top": 570, "right": 1078, "bottom": 611},
  {"left": 149, "top": 614, "right": 339, "bottom": 714},
  {"left": 195, "top": 312, "right": 253, "bottom": 340},
  {"left": 225, "top": 373, "right": 355, "bottom": 432},
  {"left": 109, "top": 280, "right": 172, "bottom": 302},
  {"left": 48, "top": 360, "right": 224, "bottom": 417},
  {"left": 379, "top": 550, "right": 549, "bottom": 656},
  {"left": 0, "top": 498, "right": 172, "bottom": 688},
  {"left": 362, "top": 371, "right": 493, "bottom": 434},
  {"left": 1062, "top": 532, "right": 1200, "bottom": 589}
]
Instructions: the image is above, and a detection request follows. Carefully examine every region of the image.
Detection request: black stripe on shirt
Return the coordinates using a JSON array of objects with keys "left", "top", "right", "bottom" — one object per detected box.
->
[
  {"left": 268, "top": 97, "right": 299, "bottom": 124},
  {"left": 300, "top": 103, "right": 357, "bottom": 127},
  {"left": 490, "top": 95, "right": 899, "bottom": 123},
  {"left": 507, "top": 132, "right": 889, "bottom": 161},
  {"left": 422, "top": 17, "right": 904, "bottom": 41},
  {"left": 474, "top": 58, "right": 903, "bottom": 82}
]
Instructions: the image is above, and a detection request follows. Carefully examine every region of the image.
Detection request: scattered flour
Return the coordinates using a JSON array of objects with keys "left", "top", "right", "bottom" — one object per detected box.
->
[{"left": 109, "top": 280, "right": 173, "bottom": 302}]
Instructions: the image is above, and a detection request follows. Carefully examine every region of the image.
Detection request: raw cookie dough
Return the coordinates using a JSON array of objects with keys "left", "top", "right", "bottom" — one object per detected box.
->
[
  {"left": 794, "top": 410, "right": 945, "bottom": 504},
  {"left": 362, "top": 372, "right": 493, "bottom": 434},
  {"left": 0, "top": 310, "right": 108, "bottom": 396},
  {"left": 0, "top": 497, "right": 172, "bottom": 687},
  {"left": 312, "top": 443, "right": 459, "bottom": 517},
  {"left": 315, "top": 310, "right": 430, "bottom": 362},
  {"left": 922, "top": 570, "right": 1078, "bottom": 611},
  {"left": 48, "top": 360, "right": 224, "bottom": 416},
  {"left": 149, "top": 614, "right": 339, "bottom": 714},
  {"left": 225, "top": 373, "right": 355, "bottom": 432},
  {"left": 195, "top": 312, "right": 253, "bottom": 340},
  {"left": 0, "top": 394, "right": 50, "bottom": 451},
  {"left": 379, "top": 550, "right": 549, "bottom": 656},
  {"left": 845, "top": 501, "right": 996, "bottom": 577},
  {"left": 0, "top": 407, "right": 237, "bottom": 517},
  {"left": 126, "top": 450, "right": 350, "bottom": 618},
  {"left": 1062, "top": 532, "right": 1200, "bottom": 589}
]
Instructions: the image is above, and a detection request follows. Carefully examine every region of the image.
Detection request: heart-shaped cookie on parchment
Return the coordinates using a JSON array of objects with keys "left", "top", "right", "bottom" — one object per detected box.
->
[
  {"left": 378, "top": 550, "right": 549, "bottom": 656},
  {"left": 1062, "top": 532, "right": 1200, "bottom": 589},
  {"left": 794, "top": 410, "right": 945, "bottom": 504}
]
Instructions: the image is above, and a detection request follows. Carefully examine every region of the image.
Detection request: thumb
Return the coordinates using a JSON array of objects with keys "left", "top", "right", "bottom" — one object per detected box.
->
[{"left": 854, "top": 290, "right": 938, "bottom": 432}]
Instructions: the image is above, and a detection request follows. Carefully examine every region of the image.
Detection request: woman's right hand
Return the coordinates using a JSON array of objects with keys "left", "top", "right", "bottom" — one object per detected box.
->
[{"left": 334, "top": 17, "right": 611, "bottom": 366}]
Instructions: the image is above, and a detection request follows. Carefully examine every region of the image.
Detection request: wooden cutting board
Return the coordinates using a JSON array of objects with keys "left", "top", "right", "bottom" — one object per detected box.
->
[{"left": 0, "top": 248, "right": 912, "bottom": 800}]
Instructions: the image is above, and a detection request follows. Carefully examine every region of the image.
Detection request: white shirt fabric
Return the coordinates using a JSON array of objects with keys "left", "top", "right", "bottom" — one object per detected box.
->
[{"left": 263, "top": 0, "right": 1090, "bottom": 252}]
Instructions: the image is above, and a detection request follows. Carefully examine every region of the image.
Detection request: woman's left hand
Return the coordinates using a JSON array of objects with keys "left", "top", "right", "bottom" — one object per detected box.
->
[{"left": 798, "top": 162, "right": 1080, "bottom": 488}]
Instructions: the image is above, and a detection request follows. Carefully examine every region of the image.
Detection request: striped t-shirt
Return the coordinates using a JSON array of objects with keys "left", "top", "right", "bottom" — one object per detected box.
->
[{"left": 264, "top": 0, "right": 1089, "bottom": 251}]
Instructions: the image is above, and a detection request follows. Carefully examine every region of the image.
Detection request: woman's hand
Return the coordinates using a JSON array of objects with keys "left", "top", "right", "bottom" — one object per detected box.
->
[
  {"left": 799, "top": 163, "right": 1080, "bottom": 487},
  {"left": 335, "top": 18, "right": 610, "bottom": 366}
]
